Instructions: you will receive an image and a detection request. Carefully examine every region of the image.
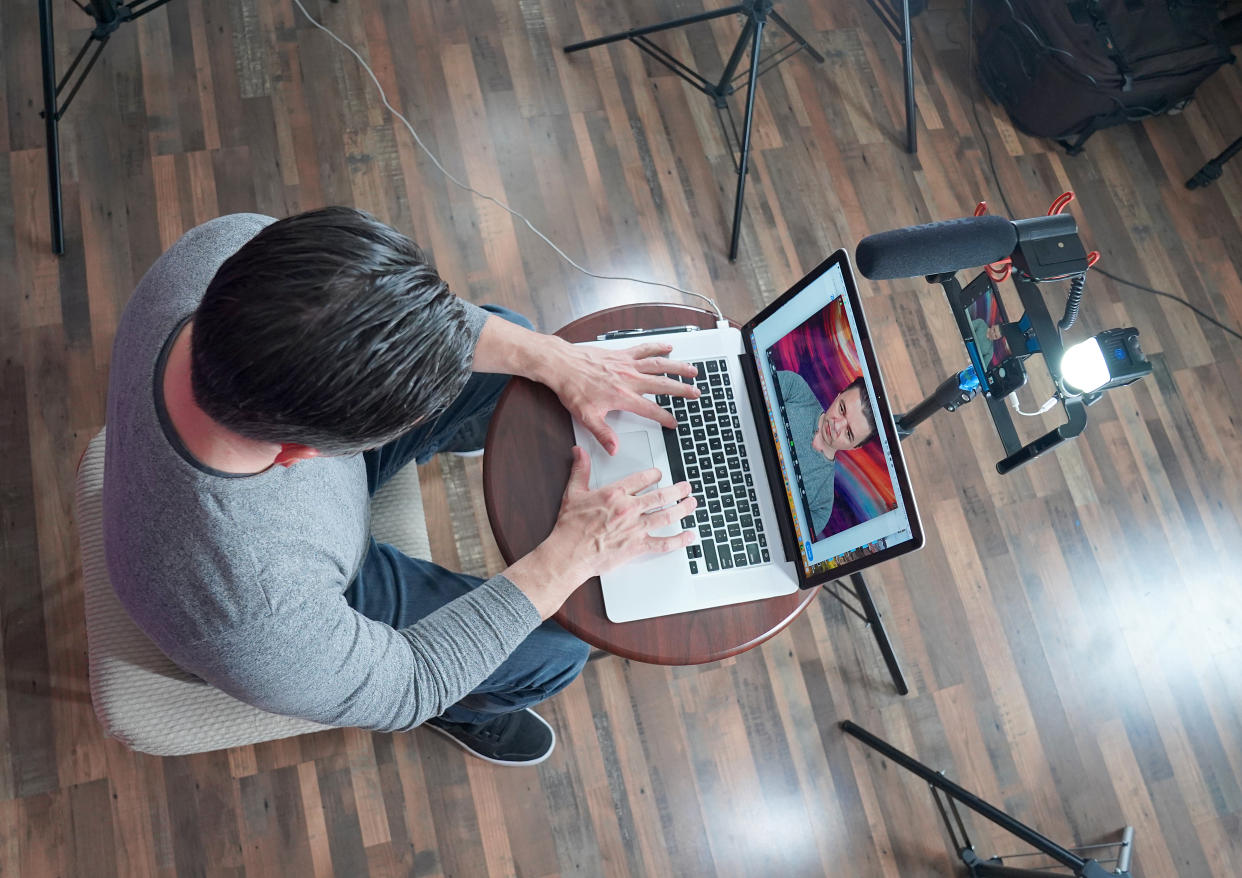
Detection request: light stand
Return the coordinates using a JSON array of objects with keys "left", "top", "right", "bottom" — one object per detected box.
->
[
  {"left": 564, "top": 1, "right": 825, "bottom": 261},
  {"left": 1185, "top": 134, "right": 1242, "bottom": 190},
  {"left": 861, "top": 0, "right": 919, "bottom": 153},
  {"left": 38, "top": 0, "right": 177, "bottom": 254},
  {"left": 821, "top": 572, "right": 909, "bottom": 695},
  {"left": 841, "top": 720, "right": 1135, "bottom": 877}
]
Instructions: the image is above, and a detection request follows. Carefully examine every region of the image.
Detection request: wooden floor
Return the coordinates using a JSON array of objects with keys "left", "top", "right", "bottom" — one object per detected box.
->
[{"left": 3, "top": 0, "right": 1242, "bottom": 875}]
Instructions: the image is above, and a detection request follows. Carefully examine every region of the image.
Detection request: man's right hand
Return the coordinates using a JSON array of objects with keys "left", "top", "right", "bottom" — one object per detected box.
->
[{"left": 503, "top": 446, "right": 697, "bottom": 618}]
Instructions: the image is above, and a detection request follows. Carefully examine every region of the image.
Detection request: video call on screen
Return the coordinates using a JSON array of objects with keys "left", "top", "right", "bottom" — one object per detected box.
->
[{"left": 752, "top": 266, "right": 912, "bottom": 577}]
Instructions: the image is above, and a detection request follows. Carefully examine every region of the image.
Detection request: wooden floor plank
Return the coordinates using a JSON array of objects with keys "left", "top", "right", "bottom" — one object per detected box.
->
[{"left": 3, "top": 1, "right": 1242, "bottom": 876}]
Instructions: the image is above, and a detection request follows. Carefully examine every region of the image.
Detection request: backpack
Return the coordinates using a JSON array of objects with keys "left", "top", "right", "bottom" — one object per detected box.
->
[{"left": 974, "top": 0, "right": 1234, "bottom": 153}]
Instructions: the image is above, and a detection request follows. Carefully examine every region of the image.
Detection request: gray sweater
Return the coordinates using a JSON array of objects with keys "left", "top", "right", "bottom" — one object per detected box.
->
[
  {"left": 775, "top": 371, "right": 836, "bottom": 537},
  {"left": 102, "top": 214, "right": 541, "bottom": 732}
]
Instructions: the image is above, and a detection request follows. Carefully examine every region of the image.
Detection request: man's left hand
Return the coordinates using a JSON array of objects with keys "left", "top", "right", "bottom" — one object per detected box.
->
[{"left": 549, "top": 342, "right": 699, "bottom": 455}]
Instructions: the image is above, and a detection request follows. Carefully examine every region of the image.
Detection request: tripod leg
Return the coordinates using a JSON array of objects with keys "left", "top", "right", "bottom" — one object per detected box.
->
[
  {"left": 728, "top": 17, "right": 764, "bottom": 262},
  {"left": 38, "top": 0, "right": 64, "bottom": 255},
  {"left": 901, "top": 0, "right": 916, "bottom": 154},
  {"left": 840, "top": 722, "right": 1101, "bottom": 876},
  {"left": 849, "top": 572, "right": 909, "bottom": 695},
  {"left": 767, "top": 11, "right": 825, "bottom": 64},
  {"left": 1185, "top": 134, "right": 1242, "bottom": 189},
  {"left": 565, "top": 6, "right": 744, "bottom": 54}
]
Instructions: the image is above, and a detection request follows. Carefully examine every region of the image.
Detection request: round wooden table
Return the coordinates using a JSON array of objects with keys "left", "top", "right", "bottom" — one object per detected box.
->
[{"left": 482, "top": 303, "right": 818, "bottom": 665}]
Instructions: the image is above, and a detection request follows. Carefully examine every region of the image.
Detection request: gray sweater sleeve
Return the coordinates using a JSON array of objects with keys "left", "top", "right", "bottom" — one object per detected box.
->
[{"left": 180, "top": 573, "right": 542, "bottom": 733}]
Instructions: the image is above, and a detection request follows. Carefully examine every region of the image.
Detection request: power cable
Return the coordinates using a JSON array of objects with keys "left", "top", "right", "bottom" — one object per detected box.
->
[
  {"left": 1093, "top": 267, "right": 1242, "bottom": 341},
  {"left": 290, "top": 0, "right": 725, "bottom": 321}
]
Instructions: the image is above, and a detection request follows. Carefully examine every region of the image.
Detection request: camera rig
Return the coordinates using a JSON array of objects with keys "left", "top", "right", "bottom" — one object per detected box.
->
[{"left": 893, "top": 199, "right": 1152, "bottom": 474}]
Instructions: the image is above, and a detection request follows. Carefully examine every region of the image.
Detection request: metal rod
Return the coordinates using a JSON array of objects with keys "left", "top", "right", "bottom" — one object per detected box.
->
[
  {"left": 861, "top": 0, "right": 901, "bottom": 42},
  {"left": 840, "top": 721, "right": 1089, "bottom": 872},
  {"left": 39, "top": 0, "right": 65, "bottom": 254},
  {"left": 56, "top": 33, "right": 97, "bottom": 98},
  {"left": 932, "top": 785, "right": 973, "bottom": 852},
  {"left": 996, "top": 842, "right": 1126, "bottom": 859},
  {"left": 632, "top": 37, "right": 715, "bottom": 94},
  {"left": 970, "top": 860, "right": 1081, "bottom": 878},
  {"left": 563, "top": 0, "right": 819, "bottom": 260},
  {"left": 821, "top": 580, "right": 871, "bottom": 624},
  {"left": 946, "top": 787, "right": 973, "bottom": 849},
  {"left": 900, "top": 0, "right": 916, "bottom": 153},
  {"left": 127, "top": 0, "right": 179, "bottom": 21},
  {"left": 848, "top": 573, "right": 908, "bottom": 694},
  {"left": 1185, "top": 134, "right": 1242, "bottom": 189},
  {"left": 57, "top": 35, "right": 110, "bottom": 118},
  {"left": 1116, "top": 827, "right": 1133, "bottom": 874},
  {"left": 716, "top": 104, "right": 742, "bottom": 175},
  {"left": 727, "top": 17, "right": 763, "bottom": 261},
  {"left": 736, "top": 41, "right": 800, "bottom": 85},
  {"left": 716, "top": 16, "right": 757, "bottom": 95},
  {"left": 564, "top": 5, "right": 744, "bottom": 54},
  {"left": 768, "top": 10, "right": 825, "bottom": 63}
]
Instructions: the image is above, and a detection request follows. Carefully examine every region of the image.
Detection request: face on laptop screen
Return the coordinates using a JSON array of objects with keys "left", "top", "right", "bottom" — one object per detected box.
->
[{"left": 749, "top": 262, "right": 917, "bottom": 578}]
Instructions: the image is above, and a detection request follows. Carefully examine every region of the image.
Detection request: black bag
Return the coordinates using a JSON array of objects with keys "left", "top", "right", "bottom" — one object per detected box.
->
[{"left": 975, "top": 0, "right": 1235, "bottom": 153}]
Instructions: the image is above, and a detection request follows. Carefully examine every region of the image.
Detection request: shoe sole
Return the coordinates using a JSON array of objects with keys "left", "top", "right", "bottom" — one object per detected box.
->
[{"left": 423, "top": 708, "right": 556, "bottom": 767}]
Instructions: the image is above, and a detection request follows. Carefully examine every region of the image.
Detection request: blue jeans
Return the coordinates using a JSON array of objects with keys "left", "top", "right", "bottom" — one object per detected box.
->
[{"left": 344, "top": 305, "right": 590, "bottom": 726}]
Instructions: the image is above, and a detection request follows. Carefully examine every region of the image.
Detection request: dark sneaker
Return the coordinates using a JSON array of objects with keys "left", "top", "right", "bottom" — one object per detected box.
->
[{"left": 424, "top": 708, "right": 556, "bottom": 766}]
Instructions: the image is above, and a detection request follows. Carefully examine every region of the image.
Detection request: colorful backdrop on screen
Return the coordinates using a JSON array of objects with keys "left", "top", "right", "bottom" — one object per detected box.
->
[{"left": 769, "top": 298, "right": 897, "bottom": 537}]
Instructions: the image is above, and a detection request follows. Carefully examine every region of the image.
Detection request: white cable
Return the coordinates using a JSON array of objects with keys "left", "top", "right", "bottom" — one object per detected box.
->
[
  {"left": 1007, "top": 391, "right": 1057, "bottom": 417},
  {"left": 291, "top": 0, "right": 725, "bottom": 322}
]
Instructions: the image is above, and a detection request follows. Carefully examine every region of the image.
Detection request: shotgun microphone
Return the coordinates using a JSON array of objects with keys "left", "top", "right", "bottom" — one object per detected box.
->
[{"left": 855, "top": 215, "right": 1018, "bottom": 280}]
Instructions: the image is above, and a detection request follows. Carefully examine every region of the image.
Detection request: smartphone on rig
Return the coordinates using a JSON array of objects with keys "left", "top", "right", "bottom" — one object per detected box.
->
[{"left": 956, "top": 272, "right": 1026, "bottom": 397}]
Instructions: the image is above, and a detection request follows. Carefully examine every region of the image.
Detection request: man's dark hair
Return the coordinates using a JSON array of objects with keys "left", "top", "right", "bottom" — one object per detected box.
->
[
  {"left": 845, "top": 376, "right": 878, "bottom": 445},
  {"left": 191, "top": 207, "right": 475, "bottom": 455}
]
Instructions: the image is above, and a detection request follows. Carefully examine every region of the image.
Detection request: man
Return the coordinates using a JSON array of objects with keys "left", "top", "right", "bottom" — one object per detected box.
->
[
  {"left": 775, "top": 370, "right": 877, "bottom": 537},
  {"left": 103, "top": 207, "right": 699, "bottom": 766}
]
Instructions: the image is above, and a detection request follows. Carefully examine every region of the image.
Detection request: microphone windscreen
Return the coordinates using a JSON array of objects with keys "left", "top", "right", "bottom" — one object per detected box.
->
[{"left": 855, "top": 215, "right": 1018, "bottom": 280}]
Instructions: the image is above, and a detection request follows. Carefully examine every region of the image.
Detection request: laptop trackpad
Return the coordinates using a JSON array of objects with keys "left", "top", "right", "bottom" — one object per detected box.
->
[{"left": 590, "top": 431, "right": 658, "bottom": 490}]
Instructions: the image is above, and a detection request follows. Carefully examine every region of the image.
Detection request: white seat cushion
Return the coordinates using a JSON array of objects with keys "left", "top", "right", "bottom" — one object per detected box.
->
[{"left": 74, "top": 428, "right": 431, "bottom": 756}]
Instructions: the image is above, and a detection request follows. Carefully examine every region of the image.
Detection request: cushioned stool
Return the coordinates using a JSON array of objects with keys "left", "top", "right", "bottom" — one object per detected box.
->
[{"left": 74, "top": 428, "right": 431, "bottom": 756}]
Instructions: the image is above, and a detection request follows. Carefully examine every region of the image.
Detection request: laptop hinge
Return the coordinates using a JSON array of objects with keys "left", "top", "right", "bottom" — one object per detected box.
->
[{"left": 737, "top": 350, "right": 801, "bottom": 568}]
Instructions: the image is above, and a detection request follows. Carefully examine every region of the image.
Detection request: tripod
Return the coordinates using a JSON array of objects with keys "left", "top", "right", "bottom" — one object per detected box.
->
[
  {"left": 39, "top": 0, "right": 176, "bottom": 255},
  {"left": 564, "top": 1, "right": 824, "bottom": 262},
  {"left": 1186, "top": 134, "right": 1242, "bottom": 190},
  {"left": 820, "top": 369, "right": 981, "bottom": 700},
  {"left": 1186, "top": 13, "right": 1242, "bottom": 190},
  {"left": 842, "top": 721, "right": 1135, "bottom": 876}
]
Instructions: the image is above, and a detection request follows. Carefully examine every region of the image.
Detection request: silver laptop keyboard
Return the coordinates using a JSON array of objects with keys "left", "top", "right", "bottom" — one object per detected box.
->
[{"left": 657, "top": 358, "right": 770, "bottom": 575}]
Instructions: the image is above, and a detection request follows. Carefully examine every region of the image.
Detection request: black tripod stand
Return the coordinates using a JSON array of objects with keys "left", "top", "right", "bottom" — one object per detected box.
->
[
  {"left": 821, "top": 571, "right": 910, "bottom": 695},
  {"left": 817, "top": 374, "right": 977, "bottom": 700},
  {"left": 564, "top": 1, "right": 825, "bottom": 262},
  {"left": 842, "top": 721, "right": 1135, "bottom": 876},
  {"left": 1186, "top": 134, "right": 1242, "bottom": 189},
  {"left": 1186, "top": 13, "right": 1242, "bottom": 190},
  {"left": 39, "top": 0, "right": 176, "bottom": 255}
]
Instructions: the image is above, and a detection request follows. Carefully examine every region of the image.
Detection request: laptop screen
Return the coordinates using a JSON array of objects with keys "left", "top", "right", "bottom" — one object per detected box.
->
[{"left": 745, "top": 252, "right": 921, "bottom": 584}]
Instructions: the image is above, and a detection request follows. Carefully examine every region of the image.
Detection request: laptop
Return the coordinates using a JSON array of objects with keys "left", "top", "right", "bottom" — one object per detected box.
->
[{"left": 571, "top": 250, "right": 924, "bottom": 623}]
